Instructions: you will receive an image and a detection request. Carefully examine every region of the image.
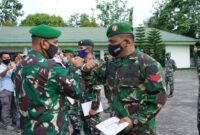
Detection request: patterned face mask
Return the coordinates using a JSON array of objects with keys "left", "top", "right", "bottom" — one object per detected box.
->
[{"left": 108, "top": 41, "right": 124, "bottom": 57}]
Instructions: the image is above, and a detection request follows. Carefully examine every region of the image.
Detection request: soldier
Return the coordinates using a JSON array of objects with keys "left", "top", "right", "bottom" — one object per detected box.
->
[
  {"left": 83, "top": 22, "right": 167, "bottom": 135},
  {"left": 62, "top": 48, "right": 76, "bottom": 66},
  {"left": 77, "top": 39, "right": 101, "bottom": 135},
  {"left": 196, "top": 41, "right": 200, "bottom": 134},
  {"left": 165, "top": 52, "right": 177, "bottom": 98},
  {"left": 13, "top": 24, "right": 84, "bottom": 135},
  {"left": 61, "top": 47, "right": 84, "bottom": 135},
  {"left": 103, "top": 52, "right": 113, "bottom": 114}
]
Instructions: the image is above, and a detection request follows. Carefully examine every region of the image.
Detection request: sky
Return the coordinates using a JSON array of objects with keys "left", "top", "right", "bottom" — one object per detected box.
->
[{"left": 17, "top": 0, "right": 158, "bottom": 27}]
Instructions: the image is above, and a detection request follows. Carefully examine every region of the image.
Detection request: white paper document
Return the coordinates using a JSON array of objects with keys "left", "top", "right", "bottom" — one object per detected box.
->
[
  {"left": 81, "top": 101, "right": 103, "bottom": 116},
  {"left": 96, "top": 117, "right": 129, "bottom": 135},
  {"left": 67, "top": 96, "right": 75, "bottom": 104}
]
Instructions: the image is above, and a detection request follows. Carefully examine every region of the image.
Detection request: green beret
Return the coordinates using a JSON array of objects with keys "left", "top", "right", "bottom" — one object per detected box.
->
[
  {"left": 165, "top": 52, "right": 171, "bottom": 56},
  {"left": 29, "top": 24, "right": 61, "bottom": 39},
  {"left": 78, "top": 39, "right": 94, "bottom": 47},
  {"left": 106, "top": 22, "right": 133, "bottom": 37},
  {"left": 62, "top": 48, "right": 75, "bottom": 55}
]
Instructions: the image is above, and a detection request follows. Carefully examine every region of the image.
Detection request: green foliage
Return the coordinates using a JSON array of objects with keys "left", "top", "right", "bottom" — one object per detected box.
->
[
  {"left": 20, "top": 13, "right": 66, "bottom": 26},
  {"left": 67, "top": 13, "right": 98, "bottom": 27},
  {"left": 147, "top": 0, "right": 200, "bottom": 38},
  {"left": 95, "top": 0, "right": 133, "bottom": 27},
  {"left": 147, "top": 28, "right": 165, "bottom": 66},
  {"left": 135, "top": 24, "right": 146, "bottom": 47},
  {"left": 0, "top": 0, "right": 23, "bottom": 26}
]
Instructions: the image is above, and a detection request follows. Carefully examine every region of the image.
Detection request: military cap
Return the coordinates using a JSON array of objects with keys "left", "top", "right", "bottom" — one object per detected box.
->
[
  {"left": 106, "top": 22, "right": 133, "bottom": 37},
  {"left": 196, "top": 41, "right": 200, "bottom": 47},
  {"left": 165, "top": 52, "right": 171, "bottom": 57},
  {"left": 78, "top": 39, "right": 94, "bottom": 47},
  {"left": 62, "top": 48, "right": 75, "bottom": 55},
  {"left": 29, "top": 24, "right": 61, "bottom": 39}
]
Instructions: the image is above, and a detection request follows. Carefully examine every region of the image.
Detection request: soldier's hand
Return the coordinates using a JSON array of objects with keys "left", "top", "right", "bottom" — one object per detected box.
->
[
  {"left": 7, "top": 62, "right": 15, "bottom": 70},
  {"left": 71, "top": 56, "right": 84, "bottom": 68},
  {"left": 119, "top": 117, "right": 133, "bottom": 129},
  {"left": 82, "top": 59, "right": 99, "bottom": 72},
  {"left": 89, "top": 109, "right": 97, "bottom": 116}
]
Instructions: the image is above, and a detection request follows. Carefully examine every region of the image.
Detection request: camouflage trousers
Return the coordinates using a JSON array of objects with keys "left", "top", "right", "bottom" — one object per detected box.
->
[
  {"left": 82, "top": 114, "right": 101, "bottom": 135},
  {"left": 165, "top": 75, "right": 174, "bottom": 95},
  {"left": 67, "top": 103, "right": 83, "bottom": 134}
]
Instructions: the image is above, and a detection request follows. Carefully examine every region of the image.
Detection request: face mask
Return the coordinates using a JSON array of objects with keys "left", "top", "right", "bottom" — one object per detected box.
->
[
  {"left": 46, "top": 44, "right": 58, "bottom": 59},
  {"left": 2, "top": 59, "right": 10, "bottom": 65},
  {"left": 63, "top": 57, "right": 68, "bottom": 64},
  {"left": 77, "top": 49, "right": 87, "bottom": 58},
  {"left": 108, "top": 43, "right": 123, "bottom": 57}
]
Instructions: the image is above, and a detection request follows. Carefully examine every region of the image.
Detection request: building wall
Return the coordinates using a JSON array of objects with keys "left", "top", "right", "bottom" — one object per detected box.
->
[{"left": 166, "top": 45, "right": 190, "bottom": 68}]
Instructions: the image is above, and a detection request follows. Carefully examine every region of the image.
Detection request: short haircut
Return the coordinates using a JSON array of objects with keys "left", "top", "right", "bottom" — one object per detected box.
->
[{"left": 0, "top": 52, "right": 9, "bottom": 58}]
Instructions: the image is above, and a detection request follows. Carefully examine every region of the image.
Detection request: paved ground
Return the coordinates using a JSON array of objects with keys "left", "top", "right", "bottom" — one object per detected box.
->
[
  {"left": 156, "top": 69, "right": 198, "bottom": 135},
  {"left": 0, "top": 70, "right": 198, "bottom": 135}
]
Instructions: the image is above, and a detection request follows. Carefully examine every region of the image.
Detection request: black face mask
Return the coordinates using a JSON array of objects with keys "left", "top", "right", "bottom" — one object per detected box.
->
[
  {"left": 43, "top": 40, "right": 58, "bottom": 59},
  {"left": 2, "top": 59, "right": 10, "bottom": 65},
  {"left": 108, "top": 42, "right": 123, "bottom": 57},
  {"left": 46, "top": 44, "right": 58, "bottom": 59}
]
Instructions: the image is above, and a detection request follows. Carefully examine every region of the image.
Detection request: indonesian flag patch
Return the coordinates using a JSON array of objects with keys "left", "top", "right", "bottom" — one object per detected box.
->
[
  {"left": 112, "top": 25, "right": 118, "bottom": 31},
  {"left": 149, "top": 73, "right": 160, "bottom": 81}
]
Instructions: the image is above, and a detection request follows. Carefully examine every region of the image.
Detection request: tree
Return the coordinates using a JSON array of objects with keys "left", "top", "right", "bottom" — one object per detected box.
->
[
  {"left": 147, "top": 28, "right": 165, "bottom": 66},
  {"left": 147, "top": 0, "right": 200, "bottom": 38},
  {"left": 67, "top": 13, "right": 98, "bottom": 27},
  {"left": 95, "top": 0, "right": 133, "bottom": 27},
  {"left": 135, "top": 24, "right": 148, "bottom": 53},
  {"left": 135, "top": 24, "right": 146, "bottom": 46},
  {"left": 0, "top": 0, "right": 23, "bottom": 26},
  {"left": 67, "top": 13, "right": 80, "bottom": 27},
  {"left": 20, "top": 13, "right": 66, "bottom": 26}
]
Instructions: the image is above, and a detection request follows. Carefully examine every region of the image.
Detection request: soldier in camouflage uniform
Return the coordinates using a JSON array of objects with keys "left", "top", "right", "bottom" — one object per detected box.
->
[
  {"left": 165, "top": 52, "right": 177, "bottom": 98},
  {"left": 62, "top": 48, "right": 76, "bottom": 67},
  {"left": 13, "top": 24, "right": 84, "bottom": 135},
  {"left": 77, "top": 39, "right": 101, "bottom": 135},
  {"left": 62, "top": 48, "right": 84, "bottom": 135},
  {"left": 83, "top": 22, "right": 167, "bottom": 135},
  {"left": 196, "top": 41, "right": 200, "bottom": 134}
]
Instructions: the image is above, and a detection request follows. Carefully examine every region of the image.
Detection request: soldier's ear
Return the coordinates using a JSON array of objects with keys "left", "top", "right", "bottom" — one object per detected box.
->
[
  {"left": 41, "top": 39, "right": 49, "bottom": 49},
  {"left": 122, "top": 39, "right": 131, "bottom": 48}
]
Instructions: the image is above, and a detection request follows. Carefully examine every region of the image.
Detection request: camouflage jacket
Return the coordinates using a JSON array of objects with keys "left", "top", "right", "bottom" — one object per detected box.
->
[
  {"left": 91, "top": 49, "right": 167, "bottom": 134},
  {"left": 82, "top": 58, "right": 102, "bottom": 111},
  {"left": 165, "top": 58, "right": 177, "bottom": 76},
  {"left": 13, "top": 50, "right": 82, "bottom": 135}
]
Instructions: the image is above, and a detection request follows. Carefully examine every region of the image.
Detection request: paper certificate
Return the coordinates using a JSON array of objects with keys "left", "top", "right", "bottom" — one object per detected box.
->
[
  {"left": 67, "top": 96, "right": 75, "bottom": 104},
  {"left": 81, "top": 101, "right": 103, "bottom": 116},
  {"left": 96, "top": 117, "right": 129, "bottom": 135}
]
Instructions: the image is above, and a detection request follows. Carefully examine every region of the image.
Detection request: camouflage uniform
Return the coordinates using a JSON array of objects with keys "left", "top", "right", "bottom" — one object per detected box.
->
[
  {"left": 91, "top": 49, "right": 167, "bottom": 135},
  {"left": 65, "top": 62, "right": 84, "bottom": 135},
  {"left": 165, "top": 57, "right": 177, "bottom": 96},
  {"left": 81, "top": 69, "right": 101, "bottom": 135},
  {"left": 13, "top": 50, "right": 83, "bottom": 135}
]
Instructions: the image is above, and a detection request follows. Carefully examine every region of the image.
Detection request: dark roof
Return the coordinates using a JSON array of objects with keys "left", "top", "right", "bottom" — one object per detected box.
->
[{"left": 0, "top": 26, "right": 197, "bottom": 43}]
